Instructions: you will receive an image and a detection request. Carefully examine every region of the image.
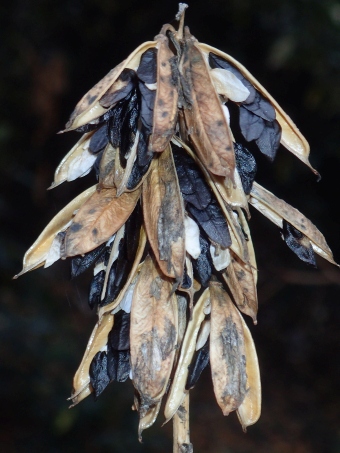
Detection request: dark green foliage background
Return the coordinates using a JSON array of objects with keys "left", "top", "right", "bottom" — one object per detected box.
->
[{"left": 1, "top": 1, "right": 340, "bottom": 452}]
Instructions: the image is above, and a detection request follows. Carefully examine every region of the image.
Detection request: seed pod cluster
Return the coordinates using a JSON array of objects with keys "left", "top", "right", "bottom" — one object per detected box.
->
[{"left": 16, "top": 4, "right": 337, "bottom": 450}]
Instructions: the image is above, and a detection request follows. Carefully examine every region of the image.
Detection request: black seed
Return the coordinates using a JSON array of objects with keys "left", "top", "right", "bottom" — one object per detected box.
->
[
  {"left": 181, "top": 262, "right": 192, "bottom": 289},
  {"left": 192, "top": 235, "right": 213, "bottom": 287},
  {"left": 88, "top": 270, "right": 105, "bottom": 309},
  {"left": 139, "top": 82, "right": 156, "bottom": 134},
  {"left": 89, "top": 351, "right": 110, "bottom": 399},
  {"left": 89, "top": 125, "right": 109, "bottom": 154},
  {"left": 71, "top": 243, "right": 107, "bottom": 278},
  {"left": 137, "top": 48, "right": 158, "bottom": 84},
  {"left": 234, "top": 143, "right": 257, "bottom": 195},
  {"left": 126, "top": 126, "right": 153, "bottom": 190},
  {"left": 100, "top": 68, "right": 137, "bottom": 108},
  {"left": 239, "top": 106, "right": 265, "bottom": 142},
  {"left": 282, "top": 220, "right": 317, "bottom": 267},
  {"left": 255, "top": 119, "right": 281, "bottom": 161},
  {"left": 108, "top": 311, "right": 131, "bottom": 351},
  {"left": 186, "top": 341, "right": 210, "bottom": 390},
  {"left": 242, "top": 91, "right": 276, "bottom": 122}
]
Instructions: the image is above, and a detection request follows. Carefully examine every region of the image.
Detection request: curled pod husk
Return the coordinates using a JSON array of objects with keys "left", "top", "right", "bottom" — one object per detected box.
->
[
  {"left": 70, "top": 313, "right": 114, "bottom": 406},
  {"left": 198, "top": 43, "right": 318, "bottom": 176},
  {"left": 15, "top": 186, "right": 96, "bottom": 277}
]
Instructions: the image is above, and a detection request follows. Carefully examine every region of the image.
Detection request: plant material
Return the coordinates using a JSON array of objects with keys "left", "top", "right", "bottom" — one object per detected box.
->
[{"left": 16, "top": 4, "right": 337, "bottom": 452}]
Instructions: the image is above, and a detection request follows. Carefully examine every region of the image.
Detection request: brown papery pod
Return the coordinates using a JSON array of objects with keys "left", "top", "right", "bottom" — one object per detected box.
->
[
  {"left": 209, "top": 281, "right": 247, "bottom": 415},
  {"left": 250, "top": 182, "right": 337, "bottom": 265},
  {"left": 64, "top": 185, "right": 141, "bottom": 257},
  {"left": 15, "top": 186, "right": 96, "bottom": 277},
  {"left": 63, "top": 41, "right": 157, "bottom": 131},
  {"left": 198, "top": 42, "right": 318, "bottom": 177},
  {"left": 180, "top": 28, "right": 235, "bottom": 181},
  {"left": 149, "top": 28, "right": 179, "bottom": 152},
  {"left": 143, "top": 144, "right": 185, "bottom": 281},
  {"left": 130, "top": 255, "right": 178, "bottom": 432},
  {"left": 237, "top": 314, "right": 261, "bottom": 431}
]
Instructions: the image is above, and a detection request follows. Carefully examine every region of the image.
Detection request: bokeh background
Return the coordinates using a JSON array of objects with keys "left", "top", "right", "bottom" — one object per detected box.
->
[{"left": 1, "top": 0, "right": 340, "bottom": 452}]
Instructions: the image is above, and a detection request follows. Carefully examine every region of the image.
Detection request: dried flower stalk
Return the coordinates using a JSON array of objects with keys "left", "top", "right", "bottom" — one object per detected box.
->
[{"left": 16, "top": 4, "right": 337, "bottom": 452}]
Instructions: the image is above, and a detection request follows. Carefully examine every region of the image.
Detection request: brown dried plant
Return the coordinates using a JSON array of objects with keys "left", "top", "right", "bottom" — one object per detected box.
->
[{"left": 15, "top": 4, "right": 337, "bottom": 452}]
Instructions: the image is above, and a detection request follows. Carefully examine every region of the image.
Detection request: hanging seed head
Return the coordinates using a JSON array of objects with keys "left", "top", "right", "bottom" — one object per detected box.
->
[{"left": 16, "top": 4, "right": 337, "bottom": 451}]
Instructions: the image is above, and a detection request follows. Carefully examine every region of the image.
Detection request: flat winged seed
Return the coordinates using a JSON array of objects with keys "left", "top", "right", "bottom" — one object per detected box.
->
[
  {"left": 209, "top": 282, "right": 247, "bottom": 416},
  {"left": 239, "top": 106, "right": 266, "bottom": 142},
  {"left": 89, "top": 270, "right": 105, "bottom": 310},
  {"left": 89, "top": 351, "right": 110, "bottom": 399},
  {"left": 99, "top": 68, "right": 137, "bottom": 109},
  {"left": 186, "top": 341, "right": 210, "bottom": 390},
  {"left": 149, "top": 34, "right": 179, "bottom": 152},
  {"left": 249, "top": 182, "right": 337, "bottom": 265},
  {"left": 130, "top": 255, "right": 178, "bottom": 415},
  {"left": 137, "top": 48, "right": 158, "bottom": 84},
  {"left": 71, "top": 243, "right": 107, "bottom": 278},
  {"left": 164, "top": 288, "right": 209, "bottom": 422},
  {"left": 139, "top": 82, "right": 156, "bottom": 133},
  {"left": 255, "top": 119, "right": 282, "bottom": 161},
  {"left": 143, "top": 145, "right": 185, "bottom": 280},
  {"left": 210, "top": 68, "right": 250, "bottom": 102},
  {"left": 89, "top": 125, "right": 109, "bottom": 154},
  {"left": 242, "top": 91, "right": 276, "bottom": 122},
  {"left": 64, "top": 185, "right": 141, "bottom": 257},
  {"left": 282, "top": 220, "right": 317, "bottom": 267},
  {"left": 70, "top": 314, "right": 113, "bottom": 406},
  {"left": 234, "top": 143, "right": 257, "bottom": 195},
  {"left": 15, "top": 186, "right": 96, "bottom": 278},
  {"left": 181, "top": 32, "right": 235, "bottom": 180},
  {"left": 108, "top": 311, "right": 130, "bottom": 351},
  {"left": 192, "top": 235, "right": 213, "bottom": 287},
  {"left": 201, "top": 43, "right": 318, "bottom": 175},
  {"left": 172, "top": 144, "right": 212, "bottom": 210},
  {"left": 187, "top": 200, "right": 231, "bottom": 249},
  {"left": 237, "top": 314, "right": 261, "bottom": 431},
  {"left": 64, "top": 41, "right": 157, "bottom": 131}
]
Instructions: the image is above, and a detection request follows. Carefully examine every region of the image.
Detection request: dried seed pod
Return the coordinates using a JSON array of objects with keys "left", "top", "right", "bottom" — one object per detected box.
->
[
  {"left": 64, "top": 185, "right": 141, "bottom": 257},
  {"left": 130, "top": 255, "right": 178, "bottom": 421},
  {"left": 209, "top": 281, "right": 247, "bottom": 415},
  {"left": 143, "top": 144, "right": 185, "bottom": 281},
  {"left": 15, "top": 186, "right": 96, "bottom": 277}
]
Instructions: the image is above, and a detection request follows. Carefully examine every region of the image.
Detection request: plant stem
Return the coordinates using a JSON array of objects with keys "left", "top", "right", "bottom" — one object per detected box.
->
[{"left": 173, "top": 393, "right": 193, "bottom": 453}]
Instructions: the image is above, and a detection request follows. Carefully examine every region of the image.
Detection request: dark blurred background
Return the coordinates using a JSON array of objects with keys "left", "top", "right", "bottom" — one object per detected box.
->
[{"left": 1, "top": 0, "right": 340, "bottom": 452}]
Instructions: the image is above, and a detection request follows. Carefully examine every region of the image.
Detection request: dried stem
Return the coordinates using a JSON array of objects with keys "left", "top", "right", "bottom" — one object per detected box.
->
[
  {"left": 173, "top": 393, "right": 193, "bottom": 453},
  {"left": 176, "top": 3, "right": 188, "bottom": 40}
]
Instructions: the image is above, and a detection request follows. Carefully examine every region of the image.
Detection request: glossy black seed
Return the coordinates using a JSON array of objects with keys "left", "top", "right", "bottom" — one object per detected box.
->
[
  {"left": 126, "top": 126, "right": 153, "bottom": 190},
  {"left": 187, "top": 201, "right": 231, "bottom": 249},
  {"left": 108, "top": 311, "right": 131, "bottom": 351},
  {"left": 137, "top": 48, "right": 158, "bottom": 84},
  {"left": 239, "top": 106, "right": 265, "bottom": 142},
  {"left": 255, "top": 119, "right": 281, "bottom": 161},
  {"left": 172, "top": 144, "right": 211, "bottom": 210},
  {"left": 71, "top": 243, "right": 107, "bottom": 278},
  {"left": 120, "top": 90, "right": 140, "bottom": 167},
  {"left": 234, "top": 143, "right": 257, "bottom": 195},
  {"left": 89, "top": 125, "right": 109, "bottom": 154},
  {"left": 100, "top": 69, "right": 137, "bottom": 108},
  {"left": 208, "top": 53, "right": 256, "bottom": 104},
  {"left": 139, "top": 82, "right": 156, "bottom": 133},
  {"left": 242, "top": 91, "right": 276, "bottom": 122},
  {"left": 192, "top": 235, "right": 213, "bottom": 287},
  {"left": 90, "top": 351, "right": 110, "bottom": 399},
  {"left": 282, "top": 220, "right": 317, "bottom": 267},
  {"left": 108, "top": 101, "right": 126, "bottom": 147},
  {"left": 107, "top": 349, "right": 130, "bottom": 382},
  {"left": 186, "top": 341, "right": 210, "bottom": 390},
  {"left": 88, "top": 270, "right": 105, "bottom": 309}
]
